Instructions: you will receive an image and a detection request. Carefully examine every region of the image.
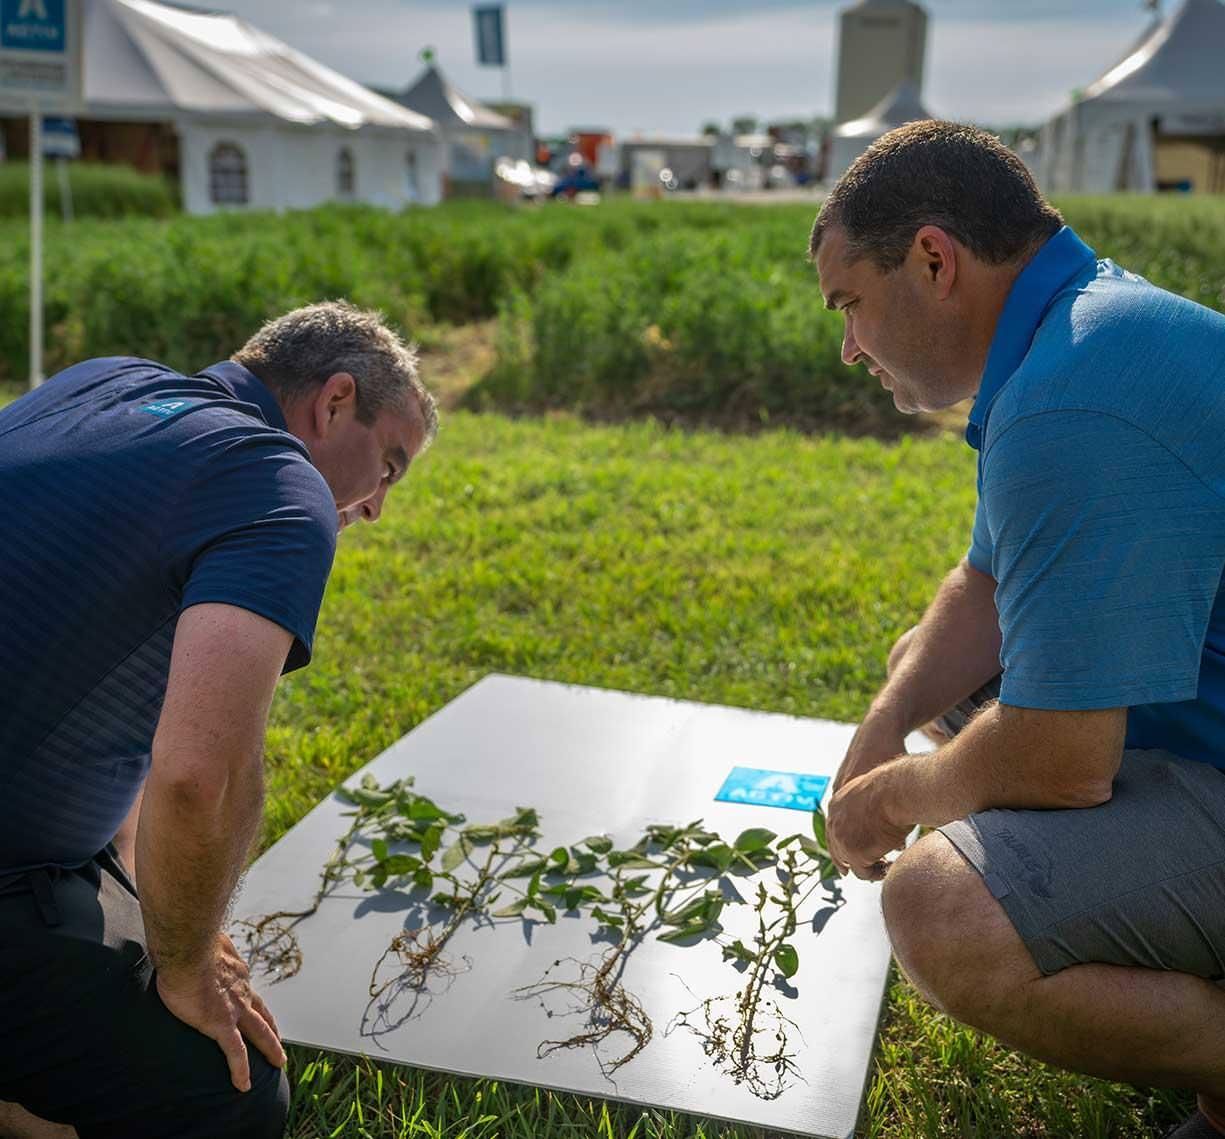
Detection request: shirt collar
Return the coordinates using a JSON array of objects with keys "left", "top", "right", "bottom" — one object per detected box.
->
[
  {"left": 197, "top": 360, "right": 289, "bottom": 432},
  {"left": 965, "top": 226, "right": 1097, "bottom": 451}
]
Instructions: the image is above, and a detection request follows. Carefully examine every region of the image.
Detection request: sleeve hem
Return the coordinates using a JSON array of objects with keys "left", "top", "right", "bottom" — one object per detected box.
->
[
  {"left": 178, "top": 593, "right": 314, "bottom": 673},
  {"left": 999, "top": 679, "right": 1199, "bottom": 710}
]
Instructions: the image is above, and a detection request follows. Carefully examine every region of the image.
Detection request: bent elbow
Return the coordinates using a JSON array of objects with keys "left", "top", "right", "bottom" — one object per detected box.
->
[{"left": 1058, "top": 780, "right": 1114, "bottom": 810}]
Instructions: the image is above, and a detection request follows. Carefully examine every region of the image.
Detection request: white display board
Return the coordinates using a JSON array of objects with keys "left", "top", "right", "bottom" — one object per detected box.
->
[{"left": 232, "top": 675, "right": 926, "bottom": 1138}]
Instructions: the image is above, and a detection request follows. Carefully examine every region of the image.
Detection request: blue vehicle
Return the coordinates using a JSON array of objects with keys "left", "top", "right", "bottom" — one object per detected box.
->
[{"left": 549, "top": 165, "right": 601, "bottom": 199}]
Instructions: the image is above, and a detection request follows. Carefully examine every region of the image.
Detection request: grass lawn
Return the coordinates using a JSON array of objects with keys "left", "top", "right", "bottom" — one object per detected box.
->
[{"left": 259, "top": 410, "right": 1191, "bottom": 1138}]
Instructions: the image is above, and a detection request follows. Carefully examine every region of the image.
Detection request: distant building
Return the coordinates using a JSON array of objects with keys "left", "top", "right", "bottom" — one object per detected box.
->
[
  {"left": 396, "top": 65, "right": 532, "bottom": 193},
  {"left": 833, "top": 0, "right": 928, "bottom": 125},
  {"left": 619, "top": 137, "right": 715, "bottom": 190},
  {"left": 0, "top": 0, "right": 445, "bottom": 215}
]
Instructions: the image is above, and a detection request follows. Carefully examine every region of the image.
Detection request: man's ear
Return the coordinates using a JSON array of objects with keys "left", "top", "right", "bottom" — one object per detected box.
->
[
  {"left": 312, "top": 372, "right": 358, "bottom": 438},
  {"left": 910, "top": 225, "right": 958, "bottom": 301}
]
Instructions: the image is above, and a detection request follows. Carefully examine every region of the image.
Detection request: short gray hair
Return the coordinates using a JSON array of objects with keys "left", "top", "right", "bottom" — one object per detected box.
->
[{"left": 233, "top": 300, "right": 438, "bottom": 445}]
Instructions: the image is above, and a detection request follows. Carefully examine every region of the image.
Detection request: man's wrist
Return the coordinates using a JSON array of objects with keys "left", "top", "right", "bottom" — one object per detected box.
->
[{"left": 866, "top": 756, "right": 917, "bottom": 833}]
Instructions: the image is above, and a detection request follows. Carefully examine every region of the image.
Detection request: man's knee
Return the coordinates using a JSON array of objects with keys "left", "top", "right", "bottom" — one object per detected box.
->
[
  {"left": 882, "top": 832, "right": 1039, "bottom": 1022},
  {"left": 138, "top": 1052, "right": 288, "bottom": 1139},
  {"left": 213, "top": 1054, "right": 289, "bottom": 1139}
]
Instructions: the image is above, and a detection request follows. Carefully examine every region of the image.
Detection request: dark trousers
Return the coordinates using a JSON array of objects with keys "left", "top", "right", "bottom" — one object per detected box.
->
[{"left": 0, "top": 847, "right": 288, "bottom": 1138}]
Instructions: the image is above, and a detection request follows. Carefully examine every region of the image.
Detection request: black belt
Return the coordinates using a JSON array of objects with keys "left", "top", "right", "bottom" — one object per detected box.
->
[{"left": 0, "top": 866, "right": 62, "bottom": 925}]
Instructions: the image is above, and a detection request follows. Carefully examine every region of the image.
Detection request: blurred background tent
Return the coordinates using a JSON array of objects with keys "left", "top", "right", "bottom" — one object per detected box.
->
[
  {"left": 0, "top": 0, "right": 445, "bottom": 214},
  {"left": 1030, "top": 0, "right": 1225, "bottom": 193},
  {"left": 395, "top": 62, "right": 532, "bottom": 194}
]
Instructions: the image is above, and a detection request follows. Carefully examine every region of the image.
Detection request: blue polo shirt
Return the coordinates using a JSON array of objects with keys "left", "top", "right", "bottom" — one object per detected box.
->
[
  {"left": 0, "top": 358, "right": 338, "bottom": 874},
  {"left": 967, "top": 226, "right": 1225, "bottom": 769}
]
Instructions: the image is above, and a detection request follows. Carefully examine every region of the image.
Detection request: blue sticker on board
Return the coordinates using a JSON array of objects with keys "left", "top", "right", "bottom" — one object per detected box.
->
[
  {"left": 140, "top": 399, "right": 197, "bottom": 419},
  {"left": 714, "top": 767, "right": 830, "bottom": 812}
]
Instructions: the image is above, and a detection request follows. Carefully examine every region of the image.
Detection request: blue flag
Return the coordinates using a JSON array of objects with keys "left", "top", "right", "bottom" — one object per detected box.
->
[{"left": 473, "top": 4, "right": 505, "bottom": 66}]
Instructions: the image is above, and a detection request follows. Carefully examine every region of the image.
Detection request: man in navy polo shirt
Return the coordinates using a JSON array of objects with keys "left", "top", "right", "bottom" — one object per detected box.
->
[
  {"left": 0, "top": 300, "right": 436, "bottom": 1139},
  {"left": 815, "top": 122, "right": 1225, "bottom": 1138}
]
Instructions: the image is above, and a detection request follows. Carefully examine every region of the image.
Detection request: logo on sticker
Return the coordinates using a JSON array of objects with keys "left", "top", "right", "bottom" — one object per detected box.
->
[
  {"left": 714, "top": 766, "right": 830, "bottom": 812},
  {"left": 141, "top": 399, "right": 196, "bottom": 419}
]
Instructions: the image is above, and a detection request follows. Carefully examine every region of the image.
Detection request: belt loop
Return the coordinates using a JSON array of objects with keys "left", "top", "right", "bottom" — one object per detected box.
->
[{"left": 30, "top": 869, "right": 62, "bottom": 927}]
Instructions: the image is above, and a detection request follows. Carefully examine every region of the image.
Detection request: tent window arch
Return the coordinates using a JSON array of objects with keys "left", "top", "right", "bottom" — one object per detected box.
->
[
  {"left": 337, "top": 146, "right": 356, "bottom": 199},
  {"left": 209, "top": 142, "right": 248, "bottom": 205}
]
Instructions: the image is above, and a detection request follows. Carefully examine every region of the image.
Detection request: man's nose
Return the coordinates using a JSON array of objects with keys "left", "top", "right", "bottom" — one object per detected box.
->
[
  {"left": 841, "top": 323, "right": 861, "bottom": 367},
  {"left": 360, "top": 483, "right": 389, "bottom": 524}
]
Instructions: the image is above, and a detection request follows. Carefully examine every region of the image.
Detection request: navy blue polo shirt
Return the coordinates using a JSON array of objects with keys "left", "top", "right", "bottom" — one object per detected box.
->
[
  {"left": 966, "top": 226, "right": 1225, "bottom": 768},
  {"left": 0, "top": 357, "right": 338, "bottom": 874}
]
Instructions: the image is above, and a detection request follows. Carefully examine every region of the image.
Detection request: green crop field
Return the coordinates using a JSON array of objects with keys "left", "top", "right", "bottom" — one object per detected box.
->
[{"left": 3, "top": 193, "right": 1222, "bottom": 1136}]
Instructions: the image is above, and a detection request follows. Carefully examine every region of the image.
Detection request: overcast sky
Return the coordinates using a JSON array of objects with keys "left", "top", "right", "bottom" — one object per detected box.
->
[{"left": 222, "top": 0, "right": 1157, "bottom": 136}]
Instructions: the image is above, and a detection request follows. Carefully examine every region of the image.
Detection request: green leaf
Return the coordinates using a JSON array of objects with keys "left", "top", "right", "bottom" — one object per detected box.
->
[
  {"left": 346, "top": 787, "right": 392, "bottom": 809},
  {"left": 361, "top": 773, "right": 380, "bottom": 791},
  {"left": 662, "top": 895, "right": 712, "bottom": 926},
  {"left": 441, "top": 838, "right": 469, "bottom": 873},
  {"left": 581, "top": 834, "right": 613, "bottom": 854},
  {"left": 462, "top": 824, "right": 500, "bottom": 844},
  {"left": 419, "top": 823, "right": 443, "bottom": 862},
  {"left": 548, "top": 846, "right": 570, "bottom": 870},
  {"left": 413, "top": 866, "right": 433, "bottom": 890},
  {"left": 812, "top": 809, "right": 829, "bottom": 849},
  {"left": 492, "top": 898, "right": 529, "bottom": 918},
  {"left": 527, "top": 868, "right": 543, "bottom": 899},
  {"left": 408, "top": 795, "right": 448, "bottom": 821},
  {"left": 658, "top": 923, "right": 706, "bottom": 944},
  {"left": 689, "top": 843, "right": 733, "bottom": 872},
  {"left": 797, "top": 835, "right": 824, "bottom": 859},
  {"left": 528, "top": 898, "right": 557, "bottom": 924},
  {"left": 607, "top": 851, "right": 660, "bottom": 869},
  {"left": 498, "top": 856, "right": 548, "bottom": 879},
  {"left": 775, "top": 943, "right": 799, "bottom": 978},
  {"left": 371, "top": 838, "right": 389, "bottom": 863},
  {"left": 721, "top": 938, "right": 755, "bottom": 964},
  {"left": 734, "top": 827, "right": 777, "bottom": 853},
  {"left": 382, "top": 854, "right": 421, "bottom": 876},
  {"left": 619, "top": 874, "right": 651, "bottom": 897},
  {"left": 371, "top": 865, "right": 388, "bottom": 889},
  {"left": 590, "top": 906, "right": 624, "bottom": 928}
]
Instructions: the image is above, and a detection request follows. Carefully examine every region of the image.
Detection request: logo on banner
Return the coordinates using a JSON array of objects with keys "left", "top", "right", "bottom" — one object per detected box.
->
[
  {"left": 714, "top": 767, "right": 831, "bottom": 812},
  {"left": 1, "top": 0, "right": 65, "bottom": 52}
]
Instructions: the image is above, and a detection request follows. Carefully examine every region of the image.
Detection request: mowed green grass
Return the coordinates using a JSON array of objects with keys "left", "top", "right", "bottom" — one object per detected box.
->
[{"left": 259, "top": 410, "right": 1191, "bottom": 1138}]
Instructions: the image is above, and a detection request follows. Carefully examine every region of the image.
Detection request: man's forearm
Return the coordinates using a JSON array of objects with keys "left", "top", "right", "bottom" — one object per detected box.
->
[
  {"left": 135, "top": 749, "right": 264, "bottom": 972},
  {"left": 870, "top": 558, "right": 1002, "bottom": 738},
  {"left": 872, "top": 702, "right": 1125, "bottom": 831}
]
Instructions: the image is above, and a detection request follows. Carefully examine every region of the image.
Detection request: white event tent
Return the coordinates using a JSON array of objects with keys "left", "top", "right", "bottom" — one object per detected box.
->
[
  {"left": 81, "top": 0, "right": 445, "bottom": 213},
  {"left": 396, "top": 64, "right": 531, "bottom": 186},
  {"left": 826, "top": 80, "right": 934, "bottom": 182},
  {"left": 1031, "top": 0, "right": 1225, "bottom": 193}
]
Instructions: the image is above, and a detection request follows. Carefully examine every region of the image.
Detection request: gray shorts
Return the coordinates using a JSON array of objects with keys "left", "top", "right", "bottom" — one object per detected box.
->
[{"left": 933, "top": 682, "right": 1225, "bottom": 981}]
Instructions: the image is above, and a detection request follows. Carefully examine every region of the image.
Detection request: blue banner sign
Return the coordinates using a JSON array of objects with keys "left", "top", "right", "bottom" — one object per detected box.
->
[
  {"left": 1, "top": 0, "right": 65, "bottom": 53},
  {"left": 473, "top": 4, "right": 505, "bottom": 66},
  {"left": 714, "top": 766, "right": 831, "bottom": 812}
]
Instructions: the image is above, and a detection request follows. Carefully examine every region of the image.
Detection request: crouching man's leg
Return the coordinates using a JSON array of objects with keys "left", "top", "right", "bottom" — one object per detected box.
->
[
  {"left": 882, "top": 750, "right": 1225, "bottom": 1132},
  {"left": 0, "top": 848, "right": 288, "bottom": 1139}
]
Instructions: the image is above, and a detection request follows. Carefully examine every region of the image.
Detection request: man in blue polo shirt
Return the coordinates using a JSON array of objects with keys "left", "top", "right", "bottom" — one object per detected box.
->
[
  {"left": 0, "top": 301, "right": 436, "bottom": 1139},
  {"left": 815, "top": 122, "right": 1225, "bottom": 1138}
]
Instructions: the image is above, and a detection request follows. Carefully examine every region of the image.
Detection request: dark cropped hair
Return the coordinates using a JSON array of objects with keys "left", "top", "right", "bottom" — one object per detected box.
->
[{"left": 811, "top": 120, "right": 1063, "bottom": 271}]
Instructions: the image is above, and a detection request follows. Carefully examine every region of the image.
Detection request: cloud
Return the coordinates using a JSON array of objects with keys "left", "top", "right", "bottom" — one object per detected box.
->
[{"left": 223, "top": 1, "right": 1152, "bottom": 134}]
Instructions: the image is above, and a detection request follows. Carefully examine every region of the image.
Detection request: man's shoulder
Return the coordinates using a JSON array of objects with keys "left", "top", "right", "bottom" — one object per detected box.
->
[{"left": 987, "top": 268, "right": 1225, "bottom": 459}]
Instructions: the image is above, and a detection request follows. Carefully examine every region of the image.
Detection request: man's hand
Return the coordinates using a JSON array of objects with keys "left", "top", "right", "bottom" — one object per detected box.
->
[
  {"left": 827, "top": 764, "right": 911, "bottom": 881},
  {"left": 156, "top": 932, "right": 286, "bottom": 1092}
]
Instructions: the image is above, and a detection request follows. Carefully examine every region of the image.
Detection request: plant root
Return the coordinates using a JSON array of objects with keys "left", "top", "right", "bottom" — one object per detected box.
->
[
  {"left": 515, "top": 948, "right": 652, "bottom": 1072},
  {"left": 669, "top": 989, "right": 804, "bottom": 1100}
]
